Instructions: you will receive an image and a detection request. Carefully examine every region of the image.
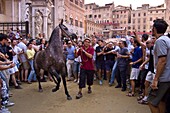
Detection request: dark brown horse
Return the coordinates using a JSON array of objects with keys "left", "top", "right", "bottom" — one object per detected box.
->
[{"left": 34, "top": 22, "right": 72, "bottom": 100}]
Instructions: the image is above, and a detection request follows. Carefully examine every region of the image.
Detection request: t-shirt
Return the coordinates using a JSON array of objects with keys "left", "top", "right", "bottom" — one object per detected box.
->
[
  {"left": 17, "top": 42, "right": 27, "bottom": 62},
  {"left": 26, "top": 48, "right": 35, "bottom": 60},
  {"left": 77, "top": 46, "right": 94, "bottom": 70},
  {"left": 117, "top": 47, "right": 129, "bottom": 66},
  {"left": 12, "top": 45, "right": 22, "bottom": 64},
  {"left": 96, "top": 46, "right": 104, "bottom": 62},
  {"left": 131, "top": 46, "right": 143, "bottom": 68},
  {"left": 154, "top": 35, "right": 170, "bottom": 82},
  {"left": 66, "top": 46, "right": 75, "bottom": 60},
  {"left": 104, "top": 47, "right": 116, "bottom": 61}
]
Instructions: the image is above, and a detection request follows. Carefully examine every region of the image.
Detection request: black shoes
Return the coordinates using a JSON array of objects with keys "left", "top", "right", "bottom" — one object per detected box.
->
[
  {"left": 15, "top": 85, "right": 22, "bottom": 89},
  {"left": 115, "top": 85, "right": 122, "bottom": 88},
  {"left": 76, "top": 92, "right": 83, "bottom": 99},
  {"left": 88, "top": 87, "right": 92, "bottom": 94}
]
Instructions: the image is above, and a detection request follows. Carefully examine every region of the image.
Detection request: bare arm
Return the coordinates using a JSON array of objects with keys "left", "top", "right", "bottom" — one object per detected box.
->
[{"left": 151, "top": 56, "right": 166, "bottom": 89}]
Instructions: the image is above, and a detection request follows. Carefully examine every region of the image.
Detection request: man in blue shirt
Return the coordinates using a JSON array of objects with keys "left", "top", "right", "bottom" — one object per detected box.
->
[
  {"left": 66, "top": 40, "right": 75, "bottom": 81},
  {"left": 127, "top": 39, "right": 143, "bottom": 97}
]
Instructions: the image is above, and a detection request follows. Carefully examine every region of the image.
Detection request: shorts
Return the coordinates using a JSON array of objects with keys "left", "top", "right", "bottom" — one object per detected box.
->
[
  {"left": 21, "top": 61, "right": 30, "bottom": 70},
  {"left": 130, "top": 68, "right": 140, "bottom": 80},
  {"left": 96, "top": 61, "right": 105, "bottom": 70},
  {"left": 145, "top": 71, "right": 155, "bottom": 83},
  {"left": 148, "top": 82, "right": 170, "bottom": 107},
  {"left": 105, "top": 60, "right": 114, "bottom": 71},
  {"left": 8, "top": 65, "right": 19, "bottom": 74},
  {"left": 79, "top": 69, "right": 94, "bottom": 89}
]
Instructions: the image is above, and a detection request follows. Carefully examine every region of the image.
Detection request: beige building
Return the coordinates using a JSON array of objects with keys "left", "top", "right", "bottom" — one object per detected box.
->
[
  {"left": 63, "top": 0, "right": 85, "bottom": 37},
  {"left": 84, "top": 19, "right": 104, "bottom": 36},
  {"left": 165, "top": 0, "right": 170, "bottom": 32},
  {"left": 0, "top": 0, "right": 85, "bottom": 39},
  {"left": 112, "top": 5, "right": 132, "bottom": 37},
  {"left": 85, "top": 3, "right": 114, "bottom": 38}
]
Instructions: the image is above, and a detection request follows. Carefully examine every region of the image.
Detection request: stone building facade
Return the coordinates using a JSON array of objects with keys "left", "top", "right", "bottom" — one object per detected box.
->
[
  {"left": 0, "top": 0, "right": 85, "bottom": 40},
  {"left": 85, "top": 3, "right": 114, "bottom": 38}
]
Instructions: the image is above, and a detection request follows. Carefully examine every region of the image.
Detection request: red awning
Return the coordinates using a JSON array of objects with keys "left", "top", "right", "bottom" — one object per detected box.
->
[{"left": 130, "top": 32, "right": 152, "bottom": 35}]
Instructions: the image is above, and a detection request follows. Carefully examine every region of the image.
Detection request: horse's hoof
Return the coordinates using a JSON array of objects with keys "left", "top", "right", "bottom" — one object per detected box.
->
[
  {"left": 52, "top": 87, "right": 59, "bottom": 92},
  {"left": 67, "top": 96, "right": 72, "bottom": 100},
  {"left": 39, "top": 89, "right": 43, "bottom": 92}
]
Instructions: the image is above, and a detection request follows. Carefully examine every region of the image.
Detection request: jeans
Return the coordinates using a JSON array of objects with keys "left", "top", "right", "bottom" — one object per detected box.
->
[
  {"left": 28, "top": 60, "right": 36, "bottom": 82},
  {"left": 116, "top": 65, "right": 127, "bottom": 88},
  {"left": 73, "top": 61, "right": 80, "bottom": 77},
  {"left": 109, "top": 60, "right": 117, "bottom": 84},
  {"left": 66, "top": 60, "right": 74, "bottom": 79}
]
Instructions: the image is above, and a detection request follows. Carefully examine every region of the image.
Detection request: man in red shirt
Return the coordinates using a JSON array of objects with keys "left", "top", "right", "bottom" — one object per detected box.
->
[{"left": 75, "top": 38, "right": 94, "bottom": 99}]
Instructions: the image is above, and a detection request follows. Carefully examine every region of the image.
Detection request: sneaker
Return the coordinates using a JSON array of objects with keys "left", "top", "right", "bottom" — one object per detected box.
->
[
  {"left": 4, "top": 102, "right": 15, "bottom": 107},
  {"left": 0, "top": 106, "right": 11, "bottom": 113},
  {"left": 88, "top": 87, "right": 92, "bottom": 94},
  {"left": 76, "top": 92, "right": 83, "bottom": 99},
  {"left": 109, "top": 82, "right": 114, "bottom": 87},
  {"left": 121, "top": 87, "right": 126, "bottom": 92},
  {"left": 99, "top": 80, "right": 103, "bottom": 85},
  {"left": 15, "top": 85, "right": 22, "bottom": 89},
  {"left": 74, "top": 79, "right": 77, "bottom": 83}
]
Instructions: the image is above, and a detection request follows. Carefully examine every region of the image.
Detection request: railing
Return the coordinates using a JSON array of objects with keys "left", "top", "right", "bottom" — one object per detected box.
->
[{"left": 0, "top": 21, "right": 29, "bottom": 36}]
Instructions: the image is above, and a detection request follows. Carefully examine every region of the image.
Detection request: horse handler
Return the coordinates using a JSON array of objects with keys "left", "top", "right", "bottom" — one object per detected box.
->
[{"left": 75, "top": 38, "right": 94, "bottom": 99}]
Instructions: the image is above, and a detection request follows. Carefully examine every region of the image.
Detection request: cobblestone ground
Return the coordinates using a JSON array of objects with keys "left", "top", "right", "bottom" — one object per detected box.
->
[{"left": 9, "top": 80, "right": 150, "bottom": 113}]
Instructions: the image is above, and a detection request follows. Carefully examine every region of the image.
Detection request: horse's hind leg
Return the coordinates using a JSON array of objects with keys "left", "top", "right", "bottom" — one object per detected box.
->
[
  {"left": 61, "top": 67, "right": 72, "bottom": 100},
  {"left": 49, "top": 68, "right": 60, "bottom": 92}
]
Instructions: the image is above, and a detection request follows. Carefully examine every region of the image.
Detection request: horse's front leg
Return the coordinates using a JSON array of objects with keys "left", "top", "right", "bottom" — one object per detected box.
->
[
  {"left": 61, "top": 67, "right": 72, "bottom": 100},
  {"left": 49, "top": 68, "right": 60, "bottom": 92}
]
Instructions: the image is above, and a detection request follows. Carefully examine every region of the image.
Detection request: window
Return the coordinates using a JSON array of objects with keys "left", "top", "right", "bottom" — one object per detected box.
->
[
  {"left": 150, "top": 11, "right": 152, "bottom": 13},
  {"left": 144, "top": 13, "right": 146, "bottom": 16},
  {"left": 143, "top": 25, "right": 146, "bottom": 30},
  {"left": 138, "top": 25, "right": 140, "bottom": 30},
  {"left": 138, "top": 19, "right": 140, "bottom": 23},
  {"left": 80, "top": 1, "right": 83, "bottom": 8},
  {"left": 124, "top": 11, "right": 126, "bottom": 13},
  {"left": 98, "top": 14, "right": 101, "bottom": 18},
  {"left": 156, "top": 11, "right": 158, "bottom": 13},
  {"left": 143, "top": 18, "right": 146, "bottom": 23},
  {"left": 162, "top": 17, "right": 164, "bottom": 20},
  {"left": 70, "top": 0, "right": 73, "bottom": 2},
  {"left": 150, "top": 17, "right": 152, "bottom": 21},
  {"left": 80, "top": 22, "right": 83, "bottom": 28},
  {"left": 133, "top": 26, "right": 135, "bottom": 30},
  {"left": 85, "top": 6, "right": 87, "bottom": 10},
  {"left": 107, "top": 20, "right": 109, "bottom": 23},
  {"left": 133, "top": 14, "right": 135, "bottom": 17},
  {"left": 124, "top": 21, "right": 126, "bottom": 24},
  {"left": 162, "top": 10, "right": 164, "bottom": 13},
  {"left": 89, "top": 15, "right": 92, "bottom": 18},
  {"left": 133, "top": 19, "right": 135, "bottom": 24},
  {"left": 94, "top": 15, "right": 97, "bottom": 18},
  {"left": 75, "top": 20, "right": 78, "bottom": 26},
  {"left": 138, "top": 13, "right": 140, "bottom": 17},
  {"left": 75, "top": 0, "right": 78, "bottom": 5},
  {"left": 90, "top": 6, "right": 92, "bottom": 9},
  {"left": 117, "top": 14, "right": 119, "bottom": 18},
  {"left": 70, "top": 18, "right": 73, "bottom": 25}
]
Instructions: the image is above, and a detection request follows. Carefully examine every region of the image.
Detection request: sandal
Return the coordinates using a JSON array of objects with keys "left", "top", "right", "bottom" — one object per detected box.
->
[
  {"left": 138, "top": 99, "right": 148, "bottom": 105},
  {"left": 137, "top": 95, "right": 144, "bottom": 101},
  {"left": 126, "top": 92, "right": 135, "bottom": 97}
]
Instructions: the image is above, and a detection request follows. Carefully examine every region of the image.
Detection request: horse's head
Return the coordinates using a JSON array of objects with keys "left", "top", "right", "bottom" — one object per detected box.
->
[{"left": 59, "top": 20, "right": 77, "bottom": 41}]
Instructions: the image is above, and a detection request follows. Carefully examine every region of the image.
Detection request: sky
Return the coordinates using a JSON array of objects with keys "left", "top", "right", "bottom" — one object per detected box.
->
[{"left": 85, "top": 0, "right": 165, "bottom": 9}]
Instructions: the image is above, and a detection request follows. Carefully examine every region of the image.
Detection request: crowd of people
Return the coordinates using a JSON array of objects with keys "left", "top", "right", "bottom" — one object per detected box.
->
[{"left": 0, "top": 19, "right": 169, "bottom": 113}]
